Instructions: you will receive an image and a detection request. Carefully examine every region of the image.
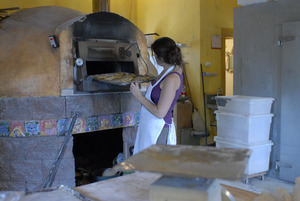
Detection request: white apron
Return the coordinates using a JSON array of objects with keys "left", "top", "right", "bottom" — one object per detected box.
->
[{"left": 133, "top": 67, "right": 176, "bottom": 155}]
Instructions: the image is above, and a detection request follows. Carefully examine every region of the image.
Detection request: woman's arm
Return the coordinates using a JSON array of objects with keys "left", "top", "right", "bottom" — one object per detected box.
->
[{"left": 130, "top": 73, "right": 181, "bottom": 119}]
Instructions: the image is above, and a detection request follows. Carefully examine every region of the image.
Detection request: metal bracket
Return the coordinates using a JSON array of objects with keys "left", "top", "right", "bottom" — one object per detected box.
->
[
  {"left": 277, "top": 35, "right": 297, "bottom": 46},
  {"left": 275, "top": 160, "right": 292, "bottom": 171}
]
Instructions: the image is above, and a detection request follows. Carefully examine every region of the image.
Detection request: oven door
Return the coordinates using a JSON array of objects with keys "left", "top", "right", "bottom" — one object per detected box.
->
[{"left": 73, "top": 38, "right": 140, "bottom": 92}]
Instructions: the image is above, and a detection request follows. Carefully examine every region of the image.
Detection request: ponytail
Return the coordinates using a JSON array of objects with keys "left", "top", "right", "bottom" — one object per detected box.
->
[{"left": 151, "top": 37, "right": 183, "bottom": 66}]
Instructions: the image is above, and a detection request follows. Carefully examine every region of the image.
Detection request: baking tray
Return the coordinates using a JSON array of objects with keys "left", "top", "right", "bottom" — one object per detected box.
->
[{"left": 91, "top": 72, "right": 155, "bottom": 86}]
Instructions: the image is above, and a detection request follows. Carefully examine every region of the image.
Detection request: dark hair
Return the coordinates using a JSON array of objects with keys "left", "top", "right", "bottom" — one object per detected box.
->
[{"left": 151, "top": 37, "right": 183, "bottom": 66}]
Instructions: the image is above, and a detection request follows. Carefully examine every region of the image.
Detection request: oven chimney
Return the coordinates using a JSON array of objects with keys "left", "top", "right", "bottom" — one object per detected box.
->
[{"left": 93, "top": 0, "right": 110, "bottom": 12}]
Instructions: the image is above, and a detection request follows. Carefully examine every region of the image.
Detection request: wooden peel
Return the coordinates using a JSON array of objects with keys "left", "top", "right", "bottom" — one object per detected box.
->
[
  {"left": 113, "top": 144, "right": 251, "bottom": 181},
  {"left": 92, "top": 72, "right": 155, "bottom": 86}
]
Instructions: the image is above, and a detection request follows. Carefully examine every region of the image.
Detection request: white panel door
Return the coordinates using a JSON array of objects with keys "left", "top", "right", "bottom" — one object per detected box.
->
[{"left": 280, "top": 21, "right": 300, "bottom": 182}]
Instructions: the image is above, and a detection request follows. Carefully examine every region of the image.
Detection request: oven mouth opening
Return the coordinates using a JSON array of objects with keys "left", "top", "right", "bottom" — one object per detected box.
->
[{"left": 86, "top": 61, "right": 135, "bottom": 76}]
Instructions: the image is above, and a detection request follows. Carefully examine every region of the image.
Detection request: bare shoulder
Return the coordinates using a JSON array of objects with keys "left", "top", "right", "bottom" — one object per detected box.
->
[
  {"left": 166, "top": 72, "right": 181, "bottom": 81},
  {"left": 171, "top": 67, "right": 183, "bottom": 79},
  {"left": 164, "top": 71, "right": 181, "bottom": 86},
  {"left": 160, "top": 66, "right": 182, "bottom": 89}
]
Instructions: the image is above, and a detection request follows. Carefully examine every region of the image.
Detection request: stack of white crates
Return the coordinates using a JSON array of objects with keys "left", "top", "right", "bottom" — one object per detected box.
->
[{"left": 214, "top": 95, "right": 274, "bottom": 182}]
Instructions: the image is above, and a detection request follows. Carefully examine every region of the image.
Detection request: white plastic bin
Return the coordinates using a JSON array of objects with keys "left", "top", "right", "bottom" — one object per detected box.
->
[
  {"left": 215, "top": 111, "right": 273, "bottom": 143},
  {"left": 215, "top": 95, "right": 274, "bottom": 115},
  {"left": 214, "top": 136, "right": 273, "bottom": 176}
]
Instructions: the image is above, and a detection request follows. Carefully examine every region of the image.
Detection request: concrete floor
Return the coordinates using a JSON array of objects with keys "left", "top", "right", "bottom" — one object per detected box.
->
[
  {"left": 219, "top": 176, "right": 295, "bottom": 194},
  {"left": 2, "top": 175, "right": 295, "bottom": 201}
]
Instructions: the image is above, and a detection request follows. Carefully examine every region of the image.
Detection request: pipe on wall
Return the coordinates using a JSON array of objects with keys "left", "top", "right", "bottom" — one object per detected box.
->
[{"left": 93, "top": 0, "right": 110, "bottom": 12}]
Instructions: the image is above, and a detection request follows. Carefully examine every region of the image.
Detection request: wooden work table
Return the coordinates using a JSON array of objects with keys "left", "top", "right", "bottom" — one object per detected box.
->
[{"left": 75, "top": 172, "right": 259, "bottom": 201}]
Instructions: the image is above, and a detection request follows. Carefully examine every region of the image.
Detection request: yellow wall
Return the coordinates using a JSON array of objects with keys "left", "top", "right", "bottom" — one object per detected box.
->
[
  {"left": 0, "top": 0, "right": 92, "bottom": 14},
  {"left": 199, "top": 0, "right": 239, "bottom": 141},
  {"left": 200, "top": 0, "right": 238, "bottom": 94},
  {"left": 110, "top": 0, "right": 138, "bottom": 23}
]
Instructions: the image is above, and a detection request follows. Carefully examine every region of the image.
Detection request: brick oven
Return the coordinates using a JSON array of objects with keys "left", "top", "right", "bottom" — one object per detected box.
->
[{"left": 0, "top": 6, "right": 156, "bottom": 192}]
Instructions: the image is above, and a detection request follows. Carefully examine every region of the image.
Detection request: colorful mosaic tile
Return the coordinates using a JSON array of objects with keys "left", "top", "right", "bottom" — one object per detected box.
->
[
  {"left": 57, "top": 119, "right": 71, "bottom": 136},
  {"left": 111, "top": 114, "right": 123, "bottom": 128},
  {"left": 123, "top": 112, "right": 135, "bottom": 126},
  {"left": 0, "top": 121, "right": 9, "bottom": 137},
  {"left": 9, "top": 121, "right": 26, "bottom": 137},
  {"left": 73, "top": 117, "right": 86, "bottom": 134},
  {"left": 1, "top": 110, "right": 140, "bottom": 137},
  {"left": 40, "top": 120, "right": 57, "bottom": 136},
  {"left": 98, "top": 115, "right": 111, "bottom": 130},
  {"left": 85, "top": 116, "right": 98, "bottom": 132},
  {"left": 25, "top": 121, "right": 41, "bottom": 136}
]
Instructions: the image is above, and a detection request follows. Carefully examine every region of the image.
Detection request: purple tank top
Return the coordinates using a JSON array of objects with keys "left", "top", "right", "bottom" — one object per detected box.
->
[{"left": 151, "top": 72, "right": 183, "bottom": 126}]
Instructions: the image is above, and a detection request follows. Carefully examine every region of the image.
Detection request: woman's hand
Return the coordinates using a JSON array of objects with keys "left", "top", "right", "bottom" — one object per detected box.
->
[{"left": 130, "top": 82, "right": 143, "bottom": 101}]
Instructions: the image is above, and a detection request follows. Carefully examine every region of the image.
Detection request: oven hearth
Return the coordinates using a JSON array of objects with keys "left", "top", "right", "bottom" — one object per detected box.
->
[{"left": 73, "top": 129, "right": 123, "bottom": 186}]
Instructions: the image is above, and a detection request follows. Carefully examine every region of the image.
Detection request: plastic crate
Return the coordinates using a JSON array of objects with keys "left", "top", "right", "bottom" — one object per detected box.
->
[
  {"left": 215, "top": 95, "right": 274, "bottom": 115},
  {"left": 215, "top": 111, "right": 273, "bottom": 143},
  {"left": 214, "top": 136, "right": 273, "bottom": 176}
]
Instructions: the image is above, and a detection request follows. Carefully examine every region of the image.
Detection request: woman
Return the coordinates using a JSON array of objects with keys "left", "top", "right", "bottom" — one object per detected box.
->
[{"left": 130, "top": 37, "right": 184, "bottom": 155}]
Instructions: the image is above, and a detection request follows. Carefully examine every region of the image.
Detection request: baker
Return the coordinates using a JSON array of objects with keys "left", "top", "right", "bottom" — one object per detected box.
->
[{"left": 130, "top": 37, "right": 184, "bottom": 154}]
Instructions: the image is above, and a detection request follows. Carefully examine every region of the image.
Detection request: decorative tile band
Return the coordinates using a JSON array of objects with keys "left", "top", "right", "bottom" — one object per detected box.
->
[{"left": 0, "top": 111, "right": 140, "bottom": 137}]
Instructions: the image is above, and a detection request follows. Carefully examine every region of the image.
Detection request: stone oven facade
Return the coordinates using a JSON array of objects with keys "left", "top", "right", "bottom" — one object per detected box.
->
[{"left": 0, "top": 6, "right": 154, "bottom": 191}]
